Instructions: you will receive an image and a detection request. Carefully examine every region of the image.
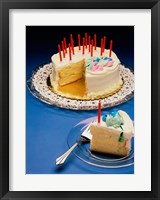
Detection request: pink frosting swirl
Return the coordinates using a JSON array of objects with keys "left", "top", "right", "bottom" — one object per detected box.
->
[
  {"left": 91, "top": 65, "right": 104, "bottom": 71},
  {"left": 105, "top": 60, "right": 114, "bottom": 67}
]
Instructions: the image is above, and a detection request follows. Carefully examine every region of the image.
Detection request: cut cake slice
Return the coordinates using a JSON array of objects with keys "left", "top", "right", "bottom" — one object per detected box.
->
[{"left": 90, "top": 110, "right": 134, "bottom": 156}]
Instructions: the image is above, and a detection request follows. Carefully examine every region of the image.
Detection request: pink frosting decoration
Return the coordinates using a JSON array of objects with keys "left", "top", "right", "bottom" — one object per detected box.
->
[
  {"left": 97, "top": 66, "right": 103, "bottom": 71},
  {"left": 106, "top": 60, "right": 114, "bottom": 67},
  {"left": 93, "top": 62, "right": 98, "bottom": 66},
  {"left": 91, "top": 65, "right": 104, "bottom": 71},
  {"left": 91, "top": 65, "right": 98, "bottom": 71}
]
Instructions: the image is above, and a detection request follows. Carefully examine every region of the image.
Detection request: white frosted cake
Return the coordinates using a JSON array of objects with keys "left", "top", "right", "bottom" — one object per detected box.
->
[
  {"left": 50, "top": 46, "right": 123, "bottom": 100},
  {"left": 90, "top": 110, "right": 134, "bottom": 156}
]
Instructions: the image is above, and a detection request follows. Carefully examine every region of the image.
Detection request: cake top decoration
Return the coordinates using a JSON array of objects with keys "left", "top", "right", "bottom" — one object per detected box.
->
[
  {"left": 85, "top": 56, "right": 114, "bottom": 72},
  {"left": 102, "top": 111, "right": 124, "bottom": 128}
]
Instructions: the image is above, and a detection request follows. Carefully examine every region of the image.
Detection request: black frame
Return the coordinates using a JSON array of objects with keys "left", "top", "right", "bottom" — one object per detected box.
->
[{"left": 0, "top": 0, "right": 159, "bottom": 199}]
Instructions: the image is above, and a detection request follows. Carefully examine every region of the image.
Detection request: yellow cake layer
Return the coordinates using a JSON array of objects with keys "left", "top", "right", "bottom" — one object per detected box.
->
[
  {"left": 58, "top": 78, "right": 86, "bottom": 97},
  {"left": 58, "top": 59, "right": 85, "bottom": 86}
]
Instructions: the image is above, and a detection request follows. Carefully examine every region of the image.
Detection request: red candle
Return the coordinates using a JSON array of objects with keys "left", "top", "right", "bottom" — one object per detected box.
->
[
  {"left": 61, "top": 41, "right": 65, "bottom": 58},
  {"left": 109, "top": 40, "right": 113, "bottom": 57},
  {"left": 82, "top": 37, "right": 85, "bottom": 54},
  {"left": 103, "top": 36, "right": 106, "bottom": 53},
  {"left": 88, "top": 35, "right": 91, "bottom": 52},
  {"left": 94, "top": 34, "right": 97, "bottom": 50},
  {"left": 64, "top": 37, "right": 67, "bottom": 53},
  {"left": 70, "top": 34, "right": 74, "bottom": 54},
  {"left": 68, "top": 43, "right": 72, "bottom": 61},
  {"left": 91, "top": 39, "right": 93, "bottom": 57},
  {"left": 71, "top": 39, "right": 75, "bottom": 55},
  {"left": 58, "top": 44, "right": 62, "bottom": 62},
  {"left": 78, "top": 34, "right": 81, "bottom": 50},
  {"left": 100, "top": 38, "right": 104, "bottom": 56},
  {"left": 98, "top": 101, "right": 101, "bottom": 124},
  {"left": 85, "top": 32, "right": 87, "bottom": 48}
]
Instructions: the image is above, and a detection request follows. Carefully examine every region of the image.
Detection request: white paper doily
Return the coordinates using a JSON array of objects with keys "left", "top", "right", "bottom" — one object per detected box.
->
[{"left": 27, "top": 63, "right": 134, "bottom": 110}]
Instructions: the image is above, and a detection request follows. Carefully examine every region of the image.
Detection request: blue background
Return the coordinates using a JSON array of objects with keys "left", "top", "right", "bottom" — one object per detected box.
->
[{"left": 26, "top": 26, "right": 134, "bottom": 174}]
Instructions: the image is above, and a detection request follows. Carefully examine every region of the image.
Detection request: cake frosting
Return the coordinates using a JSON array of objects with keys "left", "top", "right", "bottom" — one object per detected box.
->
[
  {"left": 50, "top": 46, "right": 123, "bottom": 99},
  {"left": 90, "top": 110, "right": 134, "bottom": 156}
]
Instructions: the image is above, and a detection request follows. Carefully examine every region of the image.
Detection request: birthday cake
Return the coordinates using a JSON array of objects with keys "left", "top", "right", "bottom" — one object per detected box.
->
[
  {"left": 90, "top": 110, "right": 134, "bottom": 156},
  {"left": 50, "top": 34, "right": 123, "bottom": 100}
]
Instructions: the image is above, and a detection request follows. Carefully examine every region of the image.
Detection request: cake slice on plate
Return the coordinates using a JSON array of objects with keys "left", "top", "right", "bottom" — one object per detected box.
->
[{"left": 90, "top": 110, "right": 134, "bottom": 156}]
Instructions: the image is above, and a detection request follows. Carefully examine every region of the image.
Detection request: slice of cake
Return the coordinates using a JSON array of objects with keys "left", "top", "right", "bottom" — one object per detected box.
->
[{"left": 90, "top": 110, "right": 134, "bottom": 156}]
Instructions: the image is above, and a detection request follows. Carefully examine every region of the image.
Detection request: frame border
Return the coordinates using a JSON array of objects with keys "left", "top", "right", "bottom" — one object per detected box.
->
[{"left": 0, "top": 0, "right": 159, "bottom": 199}]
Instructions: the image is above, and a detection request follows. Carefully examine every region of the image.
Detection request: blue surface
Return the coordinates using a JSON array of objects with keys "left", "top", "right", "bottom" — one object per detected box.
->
[
  {"left": 26, "top": 26, "right": 134, "bottom": 174},
  {"left": 26, "top": 88, "right": 134, "bottom": 174}
]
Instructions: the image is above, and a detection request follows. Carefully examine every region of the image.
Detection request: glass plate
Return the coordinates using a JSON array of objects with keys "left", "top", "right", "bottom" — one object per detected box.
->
[{"left": 67, "top": 117, "right": 134, "bottom": 169}]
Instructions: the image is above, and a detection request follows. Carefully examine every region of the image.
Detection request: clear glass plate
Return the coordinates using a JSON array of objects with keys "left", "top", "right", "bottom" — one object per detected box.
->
[{"left": 67, "top": 117, "right": 134, "bottom": 169}]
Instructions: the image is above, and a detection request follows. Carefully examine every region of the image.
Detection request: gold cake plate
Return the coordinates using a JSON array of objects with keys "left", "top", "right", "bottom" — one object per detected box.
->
[
  {"left": 49, "top": 76, "right": 123, "bottom": 100},
  {"left": 27, "top": 63, "right": 134, "bottom": 110}
]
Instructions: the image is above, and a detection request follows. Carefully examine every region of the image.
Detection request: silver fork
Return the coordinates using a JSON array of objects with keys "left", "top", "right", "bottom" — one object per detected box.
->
[{"left": 56, "top": 121, "right": 93, "bottom": 166}]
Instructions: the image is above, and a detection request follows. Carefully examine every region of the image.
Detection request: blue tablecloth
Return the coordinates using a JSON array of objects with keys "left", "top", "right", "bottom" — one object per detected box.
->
[{"left": 26, "top": 71, "right": 134, "bottom": 174}]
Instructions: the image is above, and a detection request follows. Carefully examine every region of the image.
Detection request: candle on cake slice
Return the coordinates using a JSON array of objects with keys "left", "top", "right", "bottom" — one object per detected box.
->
[{"left": 98, "top": 100, "right": 101, "bottom": 124}]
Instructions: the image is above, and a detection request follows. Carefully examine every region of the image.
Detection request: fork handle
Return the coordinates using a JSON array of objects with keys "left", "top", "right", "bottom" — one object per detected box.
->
[{"left": 56, "top": 142, "right": 79, "bottom": 166}]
